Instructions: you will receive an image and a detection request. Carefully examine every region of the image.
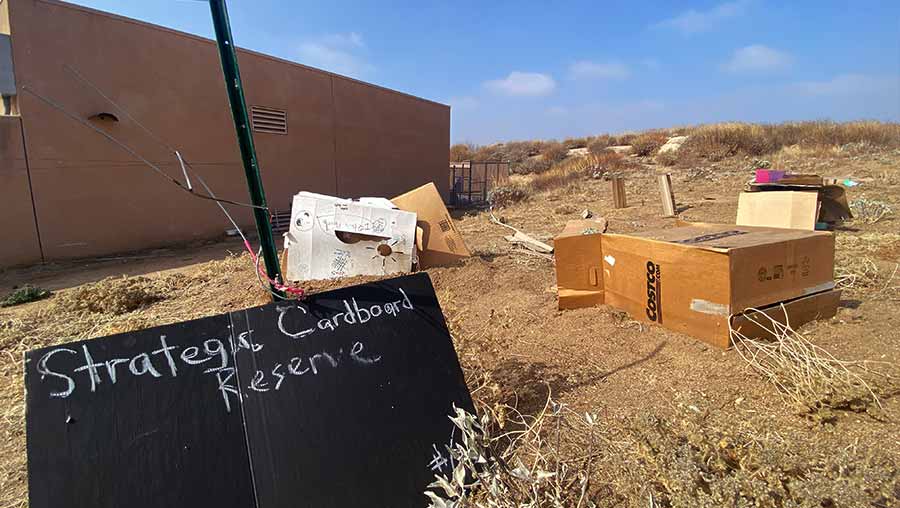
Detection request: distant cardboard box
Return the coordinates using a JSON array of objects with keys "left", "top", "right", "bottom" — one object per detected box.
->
[
  {"left": 284, "top": 192, "right": 417, "bottom": 281},
  {"left": 554, "top": 219, "right": 607, "bottom": 310},
  {"left": 738, "top": 173, "right": 852, "bottom": 230},
  {"left": 391, "top": 183, "right": 470, "bottom": 268},
  {"left": 601, "top": 223, "right": 836, "bottom": 348}
]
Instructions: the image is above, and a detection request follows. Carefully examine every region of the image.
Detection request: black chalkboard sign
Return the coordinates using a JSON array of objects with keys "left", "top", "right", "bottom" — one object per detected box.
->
[{"left": 25, "top": 272, "right": 473, "bottom": 508}]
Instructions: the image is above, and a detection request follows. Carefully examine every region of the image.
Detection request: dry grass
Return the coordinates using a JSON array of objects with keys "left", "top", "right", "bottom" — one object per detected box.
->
[
  {"left": 730, "top": 307, "right": 892, "bottom": 416},
  {"left": 488, "top": 152, "right": 624, "bottom": 208},
  {"left": 849, "top": 198, "right": 893, "bottom": 224},
  {"left": 671, "top": 121, "right": 900, "bottom": 165},
  {"left": 429, "top": 369, "right": 900, "bottom": 507}
]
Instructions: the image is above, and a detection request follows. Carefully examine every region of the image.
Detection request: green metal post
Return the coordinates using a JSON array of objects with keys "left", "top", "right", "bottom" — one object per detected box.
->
[{"left": 208, "top": 0, "right": 283, "bottom": 299}]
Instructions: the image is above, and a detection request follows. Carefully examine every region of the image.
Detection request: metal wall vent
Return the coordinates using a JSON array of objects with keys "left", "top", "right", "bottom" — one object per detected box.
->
[{"left": 250, "top": 106, "right": 287, "bottom": 135}]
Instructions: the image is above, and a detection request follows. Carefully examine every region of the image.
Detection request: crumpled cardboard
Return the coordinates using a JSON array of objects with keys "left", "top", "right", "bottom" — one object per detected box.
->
[
  {"left": 391, "top": 183, "right": 470, "bottom": 268},
  {"left": 284, "top": 192, "right": 417, "bottom": 281}
]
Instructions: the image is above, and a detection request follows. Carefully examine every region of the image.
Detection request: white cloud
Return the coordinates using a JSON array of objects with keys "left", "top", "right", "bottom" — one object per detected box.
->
[
  {"left": 484, "top": 71, "right": 556, "bottom": 97},
  {"left": 298, "top": 32, "right": 373, "bottom": 78},
  {"left": 569, "top": 61, "right": 630, "bottom": 80},
  {"left": 791, "top": 74, "right": 900, "bottom": 96},
  {"left": 722, "top": 44, "right": 791, "bottom": 73},
  {"left": 655, "top": 0, "right": 749, "bottom": 35}
]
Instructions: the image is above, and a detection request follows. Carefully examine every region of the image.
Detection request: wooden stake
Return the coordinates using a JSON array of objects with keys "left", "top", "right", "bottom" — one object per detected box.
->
[
  {"left": 611, "top": 176, "right": 627, "bottom": 208},
  {"left": 658, "top": 174, "right": 676, "bottom": 217}
]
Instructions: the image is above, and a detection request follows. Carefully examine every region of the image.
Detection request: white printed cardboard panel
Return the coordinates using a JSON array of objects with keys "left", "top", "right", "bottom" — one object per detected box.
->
[{"left": 285, "top": 192, "right": 417, "bottom": 281}]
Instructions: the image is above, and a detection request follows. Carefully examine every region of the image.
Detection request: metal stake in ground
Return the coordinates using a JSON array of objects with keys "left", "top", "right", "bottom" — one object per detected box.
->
[{"left": 208, "top": 0, "right": 283, "bottom": 299}]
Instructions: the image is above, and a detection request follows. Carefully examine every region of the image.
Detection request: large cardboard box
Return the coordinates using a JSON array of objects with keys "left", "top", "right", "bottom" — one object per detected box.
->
[
  {"left": 391, "top": 183, "right": 471, "bottom": 267},
  {"left": 284, "top": 192, "right": 417, "bottom": 281},
  {"left": 601, "top": 224, "right": 835, "bottom": 348},
  {"left": 554, "top": 220, "right": 606, "bottom": 309}
]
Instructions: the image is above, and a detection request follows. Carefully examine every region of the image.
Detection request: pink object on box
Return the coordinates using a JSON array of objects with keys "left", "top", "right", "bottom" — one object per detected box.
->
[{"left": 755, "top": 169, "right": 785, "bottom": 183}]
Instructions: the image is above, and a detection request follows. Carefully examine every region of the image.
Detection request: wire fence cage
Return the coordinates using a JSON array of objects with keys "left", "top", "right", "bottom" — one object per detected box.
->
[{"left": 448, "top": 160, "right": 510, "bottom": 207}]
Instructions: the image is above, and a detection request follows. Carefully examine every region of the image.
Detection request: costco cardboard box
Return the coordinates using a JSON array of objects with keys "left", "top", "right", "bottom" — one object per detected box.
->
[
  {"left": 601, "top": 223, "right": 837, "bottom": 348},
  {"left": 554, "top": 220, "right": 607, "bottom": 309}
]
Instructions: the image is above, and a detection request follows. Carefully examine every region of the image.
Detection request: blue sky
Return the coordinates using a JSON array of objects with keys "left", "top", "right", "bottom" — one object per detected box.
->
[{"left": 69, "top": 0, "right": 900, "bottom": 144}]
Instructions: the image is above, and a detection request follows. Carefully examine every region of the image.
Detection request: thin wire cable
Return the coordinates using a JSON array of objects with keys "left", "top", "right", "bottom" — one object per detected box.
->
[
  {"left": 20, "top": 86, "right": 267, "bottom": 211},
  {"left": 192, "top": 172, "right": 303, "bottom": 299},
  {"left": 65, "top": 64, "right": 178, "bottom": 153}
]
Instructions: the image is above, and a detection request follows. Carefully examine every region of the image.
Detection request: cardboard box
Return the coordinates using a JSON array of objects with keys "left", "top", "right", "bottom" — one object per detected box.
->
[
  {"left": 554, "top": 220, "right": 607, "bottom": 310},
  {"left": 284, "top": 192, "right": 417, "bottom": 281},
  {"left": 391, "top": 183, "right": 470, "bottom": 267},
  {"left": 737, "top": 191, "right": 820, "bottom": 230},
  {"left": 601, "top": 224, "right": 835, "bottom": 348},
  {"left": 739, "top": 176, "right": 853, "bottom": 229}
]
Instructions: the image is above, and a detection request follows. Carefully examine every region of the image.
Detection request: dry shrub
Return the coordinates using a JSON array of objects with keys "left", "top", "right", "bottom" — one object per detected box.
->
[
  {"left": 488, "top": 184, "right": 530, "bottom": 208},
  {"left": 835, "top": 256, "right": 899, "bottom": 300},
  {"left": 540, "top": 142, "right": 568, "bottom": 164},
  {"left": 593, "top": 151, "right": 632, "bottom": 174},
  {"left": 563, "top": 137, "right": 590, "bottom": 149},
  {"left": 426, "top": 395, "right": 604, "bottom": 508},
  {"left": 587, "top": 135, "right": 615, "bottom": 154},
  {"left": 730, "top": 307, "right": 891, "bottom": 416},
  {"left": 55, "top": 275, "right": 180, "bottom": 315},
  {"left": 450, "top": 143, "right": 476, "bottom": 162},
  {"left": 849, "top": 198, "right": 893, "bottom": 224},
  {"left": 616, "top": 132, "right": 637, "bottom": 146},
  {"left": 513, "top": 157, "right": 552, "bottom": 175},
  {"left": 630, "top": 132, "right": 668, "bottom": 156},
  {"left": 655, "top": 150, "right": 679, "bottom": 166}
]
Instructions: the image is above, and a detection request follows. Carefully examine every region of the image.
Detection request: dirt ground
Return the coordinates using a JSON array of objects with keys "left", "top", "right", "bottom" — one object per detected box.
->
[{"left": 2, "top": 147, "right": 899, "bottom": 507}]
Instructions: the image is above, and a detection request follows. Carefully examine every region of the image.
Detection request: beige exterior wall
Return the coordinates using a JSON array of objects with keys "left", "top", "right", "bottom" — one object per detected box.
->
[
  {"left": 1, "top": 0, "right": 449, "bottom": 265},
  {"left": 0, "top": 116, "right": 42, "bottom": 266}
]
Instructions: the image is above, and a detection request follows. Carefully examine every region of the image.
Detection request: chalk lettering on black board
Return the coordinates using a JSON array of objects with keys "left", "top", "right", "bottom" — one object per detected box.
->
[
  {"left": 152, "top": 335, "right": 179, "bottom": 377},
  {"left": 72, "top": 345, "right": 104, "bottom": 392},
  {"left": 308, "top": 352, "right": 338, "bottom": 374},
  {"left": 244, "top": 341, "right": 382, "bottom": 394},
  {"left": 272, "top": 363, "right": 285, "bottom": 390},
  {"left": 103, "top": 358, "right": 130, "bottom": 383},
  {"left": 288, "top": 356, "right": 310, "bottom": 376},
  {"left": 232, "top": 330, "right": 263, "bottom": 354},
  {"left": 34, "top": 335, "right": 234, "bottom": 402},
  {"left": 277, "top": 305, "right": 315, "bottom": 339},
  {"left": 249, "top": 370, "right": 269, "bottom": 392},
  {"left": 216, "top": 367, "right": 238, "bottom": 413},
  {"left": 276, "top": 287, "right": 415, "bottom": 341},
  {"left": 36, "top": 348, "right": 76, "bottom": 398},
  {"left": 350, "top": 341, "right": 381, "bottom": 364}
]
